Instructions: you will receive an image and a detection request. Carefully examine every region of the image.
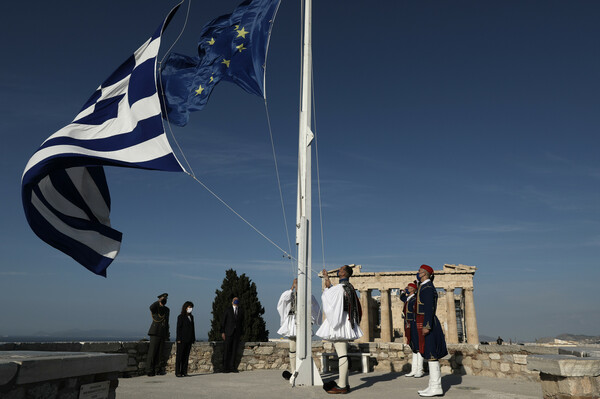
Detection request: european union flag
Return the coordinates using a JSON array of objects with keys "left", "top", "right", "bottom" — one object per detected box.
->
[{"left": 160, "top": 0, "right": 281, "bottom": 126}]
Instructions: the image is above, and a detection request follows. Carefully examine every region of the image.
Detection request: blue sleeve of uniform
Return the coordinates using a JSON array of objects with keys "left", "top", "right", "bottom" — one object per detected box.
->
[{"left": 421, "top": 286, "right": 434, "bottom": 329}]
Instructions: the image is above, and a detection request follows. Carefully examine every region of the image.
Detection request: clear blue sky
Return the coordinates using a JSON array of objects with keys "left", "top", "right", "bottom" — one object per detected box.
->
[{"left": 1, "top": 1, "right": 598, "bottom": 342}]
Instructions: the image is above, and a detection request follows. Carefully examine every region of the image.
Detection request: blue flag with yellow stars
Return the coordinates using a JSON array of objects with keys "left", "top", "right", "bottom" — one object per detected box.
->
[{"left": 160, "top": 0, "right": 281, "bottom": 126}]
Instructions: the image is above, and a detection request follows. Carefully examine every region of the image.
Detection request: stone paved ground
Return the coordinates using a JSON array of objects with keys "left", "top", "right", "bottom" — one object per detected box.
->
[{"left": 116, "top": 369, "right": 542, "bottom": 399}]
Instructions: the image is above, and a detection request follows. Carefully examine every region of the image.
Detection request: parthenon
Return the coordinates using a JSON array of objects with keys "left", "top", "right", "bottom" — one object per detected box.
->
[{"left": 320, "top": 264, "right": 478, "bottom": 344}]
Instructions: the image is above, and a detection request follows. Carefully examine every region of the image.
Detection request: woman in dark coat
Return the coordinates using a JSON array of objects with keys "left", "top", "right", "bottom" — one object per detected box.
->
[{"left": 175, "top": 301, "right": 196, "bottom": 377}]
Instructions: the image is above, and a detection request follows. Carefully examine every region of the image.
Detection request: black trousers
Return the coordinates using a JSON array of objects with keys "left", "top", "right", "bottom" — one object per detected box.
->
[
  {"left": 176, "top": 341, "right": 193, "bottom": 375},
  {"left": 147, "top": 335, "right": 166, "bottom": 372},
  {"left": 223, "top": 333, "right": 240, "bottom": 371}
]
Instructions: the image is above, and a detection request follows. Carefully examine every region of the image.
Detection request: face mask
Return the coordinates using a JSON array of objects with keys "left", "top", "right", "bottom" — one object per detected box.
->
[
  {"left": 161, "top": 298, "right": 167, "bottom": 305},
  {"left": 233, "top": 299, "right": 239, "bottom": 305},
  {"left": 416, "top": 273, "right": 420, "bottom": 281},
  {"left": 187, "top": 307, "right": 193, "bottom": 314}
]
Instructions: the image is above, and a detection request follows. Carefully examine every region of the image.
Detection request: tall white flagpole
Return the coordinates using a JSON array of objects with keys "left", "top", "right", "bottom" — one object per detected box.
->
[{"left": 294, "top": 0, "right": 322, "bottom": 387}]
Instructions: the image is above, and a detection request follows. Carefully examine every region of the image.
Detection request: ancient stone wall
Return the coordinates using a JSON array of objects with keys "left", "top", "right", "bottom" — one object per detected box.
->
[{"left": 0, "top": 341, "right": 558, "bottom": 382}]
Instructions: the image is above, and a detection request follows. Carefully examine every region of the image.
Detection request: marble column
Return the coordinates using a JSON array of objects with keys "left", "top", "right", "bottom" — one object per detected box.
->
[
  {"left": 380, "top": 289, "right": 392, "bottom": 342},
  {"left": 445, "top": 287, "right": 459, "bottom": 343},
  {"left": 357, "top": 289, "right": 372, "bottom": 342},
  {"left": 464, "top": 287, "right": 479, "bottom": 344}
]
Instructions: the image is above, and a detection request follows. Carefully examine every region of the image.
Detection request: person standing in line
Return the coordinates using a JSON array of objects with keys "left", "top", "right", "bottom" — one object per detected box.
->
[
  {"left": 415, "top": 265, "right": 448, "bottom": 397},
  {"left": 147, "top": 293, "right": 170, "bottom": 376},
  {"left": 316, "top": 265, "right": 363, "bottom": 394},
  {"left": 277, "top": 278, "right": 321, "bottom": 383},
  {"left": 401, "top": 282, "right": 424, "bottom": 378},
  {"left": 175, "top": 301, "right": 196, "bottom": 377},
  {"left": 220, "top": 296, "right": 244, "bottom": 373}
]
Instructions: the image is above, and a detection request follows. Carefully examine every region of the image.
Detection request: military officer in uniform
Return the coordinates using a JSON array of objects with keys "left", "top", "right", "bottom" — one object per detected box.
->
[{"left": 147, "top": 293, "right": 170, "bottom": 376}]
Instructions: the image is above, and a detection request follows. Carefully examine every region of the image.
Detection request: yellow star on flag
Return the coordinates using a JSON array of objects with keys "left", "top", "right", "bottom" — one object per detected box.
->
[
  {"left": 236, "top": 43, "right": 247, "bottom": 52},
  {"left": 210, "top": 76, "right": 214, "bottom": 82},
  {"left": 195, "top": 85, "right": 204, "bottom": 95},
  {"left": 207, "top": 37, "right": 215, "bottom": 45},
  {"left": 222, "top": 59, "right": 230, "bottom": 68},
  {"left": 236, "top": 27, "right": 249, "bottom": 39}
]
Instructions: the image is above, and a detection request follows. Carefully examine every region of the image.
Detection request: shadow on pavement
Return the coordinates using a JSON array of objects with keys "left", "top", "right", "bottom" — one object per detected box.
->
[
  {"left": 441, "top": 373, "right": 463, "bottom": 392},
  {"left": 349, "top": 372, "right": 402, "bottom": 392}
]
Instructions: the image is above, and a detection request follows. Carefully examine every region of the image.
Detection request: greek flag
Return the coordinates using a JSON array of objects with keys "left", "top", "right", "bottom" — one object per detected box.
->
[{"left": 21, "top": 4, "right": 185, "bottom": 276}]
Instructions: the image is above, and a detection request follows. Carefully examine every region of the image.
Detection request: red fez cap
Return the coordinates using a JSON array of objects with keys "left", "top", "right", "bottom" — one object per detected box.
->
[
  {"left": 408, "top": 283, "right": 418, "bottom": 290},
  {"left": 420, "top": 265, "right": 434, "bottom": 275}
]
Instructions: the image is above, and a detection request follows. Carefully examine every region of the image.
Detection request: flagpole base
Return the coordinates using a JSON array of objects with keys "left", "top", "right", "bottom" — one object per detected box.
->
[{"left": 293, "top": 357, "right": 323, "bottom": 387}]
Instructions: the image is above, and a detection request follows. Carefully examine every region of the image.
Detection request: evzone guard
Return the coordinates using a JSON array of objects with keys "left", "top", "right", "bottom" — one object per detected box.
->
[
  {"left": 276, "top": 278, "right": 320, "bottom": 384},
  {"left": 415, "top": 264, "right": 448, "bottom": 397},
  {"left": 316, "top": 265, "right": 363, "bottom": 394},
  {"left": 401, "top": 281, "right": 424, "bottom": 378}
]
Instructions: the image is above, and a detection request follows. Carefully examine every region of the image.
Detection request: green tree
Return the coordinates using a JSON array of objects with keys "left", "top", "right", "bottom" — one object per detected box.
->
[{"left": 208, "top": 268, "right": 269, "bottom": 342}]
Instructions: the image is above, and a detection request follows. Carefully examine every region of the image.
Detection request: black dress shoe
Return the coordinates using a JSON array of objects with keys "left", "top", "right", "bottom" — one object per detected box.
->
[
  {"left": 157, "top": 370, "right": 167, "bottom": 376},
  {"left": 323, "top": 381, "right": 336, "bottom": 391},
  {"left": 147, "top": 371, "right": 156, "bottom": 377},
  {"left": 282, "top": 370, "right": 292, "bottom": 380}
]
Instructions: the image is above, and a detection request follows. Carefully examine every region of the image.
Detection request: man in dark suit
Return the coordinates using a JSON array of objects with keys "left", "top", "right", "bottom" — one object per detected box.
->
[
  {"left": 220, "top": 296, "right": 244, "bottom": 372},
  {"left": 147, "top": 293, "right": 170, "bottom": 376}
]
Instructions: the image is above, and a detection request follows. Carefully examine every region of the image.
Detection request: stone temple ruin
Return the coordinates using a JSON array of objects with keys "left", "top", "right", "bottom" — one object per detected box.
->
[{"left": 320, "top": 264, "right": 479, "bottom": 345}]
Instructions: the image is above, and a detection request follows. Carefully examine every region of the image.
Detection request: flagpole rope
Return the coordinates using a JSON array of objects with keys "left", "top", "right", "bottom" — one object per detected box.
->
[
  {"left": 311, "top": 60, "right": 326, "bottom": 272},
  {"left": 263, "top": 99, "right": 296, "bottom": 278},
  {"left": 158, "top": 0, "right": 195, "bottom": 176},
  {"left": 159, "top": 0, "right": 192, "bottom": 66},
  {"left": 185, "top": 171, "right": 295, "bottom": 261}
]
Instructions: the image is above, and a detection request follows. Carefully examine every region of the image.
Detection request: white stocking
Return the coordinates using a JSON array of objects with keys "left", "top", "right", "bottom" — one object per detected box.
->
[
  {"left": 334, "top": 341, "right": 349, "bottom": 388},
  {"left": 289, "top": 339, "right": 296, "bottom": 372}
]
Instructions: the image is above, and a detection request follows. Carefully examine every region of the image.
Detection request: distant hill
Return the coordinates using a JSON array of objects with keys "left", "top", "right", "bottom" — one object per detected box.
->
[
  {"left": 23, "top": 328, "right": 147, "bottom": 341},
  {"left": 555, "top": 333, "right": 600, "bottom": 344},
  {"left": 1, "top": 329, "right": 215, "bottom": 343},
  {"left": 480, "top": 333, "right": 600, "bottom": 345},
  {"left": 535, "top": 334, "right": 600, "bottom": 344}
]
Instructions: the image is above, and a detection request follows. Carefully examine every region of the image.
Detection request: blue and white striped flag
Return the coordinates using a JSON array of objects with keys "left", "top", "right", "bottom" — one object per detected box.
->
[{"left": 21, "top": 4, "right": 185, "bottom": 276}]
